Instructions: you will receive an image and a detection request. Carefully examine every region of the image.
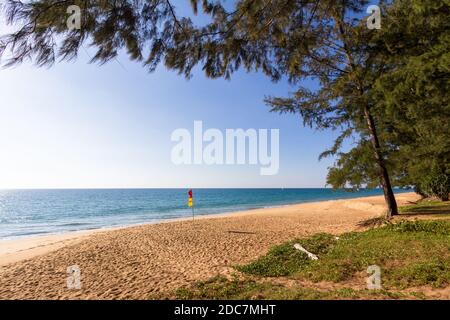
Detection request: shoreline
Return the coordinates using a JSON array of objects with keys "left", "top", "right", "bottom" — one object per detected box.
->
[
  {"left": 0, "top": 192, "right": 417, "bottom": 268},
  {"left": 0, "top": 189, "right": 412, "bottom": 242}
]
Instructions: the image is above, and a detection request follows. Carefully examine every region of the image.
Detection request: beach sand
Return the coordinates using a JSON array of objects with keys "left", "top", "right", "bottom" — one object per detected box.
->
[{"left": 0, "top": 192, "right": 422, "bottom": 299}]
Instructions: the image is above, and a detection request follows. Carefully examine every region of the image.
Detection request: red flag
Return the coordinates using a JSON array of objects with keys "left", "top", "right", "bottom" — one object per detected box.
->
[{"left": 188, "top": 189, "right": 193, "bottom": 207}]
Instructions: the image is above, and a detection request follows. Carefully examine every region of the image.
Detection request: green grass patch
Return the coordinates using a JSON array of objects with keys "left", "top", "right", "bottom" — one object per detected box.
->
[
  {"left": 236, "top": 233, "right": 336, "bottom": 277},
  {"left": 389, "top": 219, "right": 450, "bottom": 235},
  {"left": 239, "top": 220, "right": 450, "bottom": 289},
  {"left": 173, "top": 275, "right": 423, "bottom": 300},
  {"left": 399, "top": 199, "right": 450, "bottom": 217},
  {"left": 175, "top": 276, "right": 263, "bottom": 300}
]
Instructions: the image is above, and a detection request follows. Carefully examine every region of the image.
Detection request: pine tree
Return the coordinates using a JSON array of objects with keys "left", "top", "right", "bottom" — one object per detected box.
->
[{"left": 370, "top": 0, "right": 450, "bottom": 200}]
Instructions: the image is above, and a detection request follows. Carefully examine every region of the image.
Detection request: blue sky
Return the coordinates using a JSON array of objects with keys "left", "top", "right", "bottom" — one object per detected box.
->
[
  {"left": 0, "top": 3, "right": 349, "bottom": 189},
  {"left": 0, "top": 52, "right": 342, "bottom": 189}
]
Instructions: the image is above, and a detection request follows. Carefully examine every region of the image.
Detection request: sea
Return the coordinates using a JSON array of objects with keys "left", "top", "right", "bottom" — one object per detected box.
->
[{"left": 0, "top": 188, "right": 410, "bottom": 239}]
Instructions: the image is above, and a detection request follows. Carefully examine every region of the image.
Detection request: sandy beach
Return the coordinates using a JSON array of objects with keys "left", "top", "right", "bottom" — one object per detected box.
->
[{"left": 0, "top": 192, "right": 421, "bottom": 299}]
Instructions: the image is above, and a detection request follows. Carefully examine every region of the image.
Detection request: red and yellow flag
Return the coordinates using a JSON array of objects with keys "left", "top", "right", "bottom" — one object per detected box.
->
[{"left": 188, "top": 189, "right": 193, "bottom": 207}]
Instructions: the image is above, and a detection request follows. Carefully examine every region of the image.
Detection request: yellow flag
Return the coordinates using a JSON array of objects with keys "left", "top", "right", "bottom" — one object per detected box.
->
[{"left": 188, "top": 189, "right": 193, "bottom": 207}]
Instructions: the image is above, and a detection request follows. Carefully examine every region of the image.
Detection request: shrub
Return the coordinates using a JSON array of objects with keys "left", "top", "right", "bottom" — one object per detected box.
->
[{"left": 418, "top": 166, "right": 450, "bottom": 201}]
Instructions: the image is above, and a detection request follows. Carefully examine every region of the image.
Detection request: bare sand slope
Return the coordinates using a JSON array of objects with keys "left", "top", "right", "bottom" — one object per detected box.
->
[
  {"left": 0, "top": 230, "right": 108, "bottom": 267},
  {"left": 0, "top": 193, "right": 419, "bottom": 299}
]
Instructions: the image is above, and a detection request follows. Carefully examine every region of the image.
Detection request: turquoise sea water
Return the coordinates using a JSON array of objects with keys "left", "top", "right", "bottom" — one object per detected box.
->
[{"left": 0, "top": 188, "right": 409, "bottom": 239}]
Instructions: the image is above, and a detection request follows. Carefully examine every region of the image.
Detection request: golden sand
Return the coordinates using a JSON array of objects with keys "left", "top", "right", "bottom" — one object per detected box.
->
[{"left": 0, "top": 192, "right": 421, "bottom": 299}]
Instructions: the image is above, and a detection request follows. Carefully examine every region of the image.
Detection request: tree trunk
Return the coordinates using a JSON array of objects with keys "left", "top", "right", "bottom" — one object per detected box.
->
[
  {"left": 363, "top": 105, "right": 398, "bottom": 219},
  {"left": 334, "top": 12, "right": 398, "bottom": 219}
]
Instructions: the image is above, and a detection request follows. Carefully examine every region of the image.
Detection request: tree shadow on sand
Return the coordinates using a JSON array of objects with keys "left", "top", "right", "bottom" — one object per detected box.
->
[
  {"left": 357, "top": 201, "right": 450, "bottom": 228},
  {"left": 400, "top": 202, "right": 450, "bottom": 217},
  {"left": 227, "top": 230, "right": 257, "bottom": 235}
]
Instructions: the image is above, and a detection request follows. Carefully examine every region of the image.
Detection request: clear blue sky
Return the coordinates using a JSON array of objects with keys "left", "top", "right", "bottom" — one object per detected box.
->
[{"left": 0, "top": 3, "right": 349, "bottom": 189}]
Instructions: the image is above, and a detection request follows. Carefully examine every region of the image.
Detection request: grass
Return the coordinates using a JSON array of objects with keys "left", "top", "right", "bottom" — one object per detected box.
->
[
  {"left": 236, "top": 233, "right": 337, "bottom": 277},
  {"left": 174, "top": 275, "right": 423, "bottom": 300},
  {"left": 171, "top": 201, "right": 450, "bottom": 300},
  {"left": 239, "top": 220, "right": 450, "bottom": 288},
  {"left": 399, "top": 199, "right": 450, "bottom": 217}
]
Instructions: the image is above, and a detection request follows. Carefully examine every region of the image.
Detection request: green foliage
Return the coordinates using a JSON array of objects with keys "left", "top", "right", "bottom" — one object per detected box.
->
[
  {"left": 326, "top": 141, "right": 381, "bottom": 190},
  {"left": 389, "top": 220, "right": 450, "bottom": 235},
  {"left": 173, "top": 275, "right": 418, "bottom": 300},
  {"left": 175, "top": 275, "right": 262, "bottom": 300},
  {"left": 0, "top": 0, "right": 369, "bottom": 79},
  {"left": 237, "top": 233, "right": 336, "bottom": 277},
  {"left": 399, "top": 198, "right": 450, "bottom": 217},
  {"left": 417, "top": 166, "right": 450, "bottom": 201},
  {"left": 239, "top": 220, "right": 450, "bottom": 288},
  {"left": 394, "top": 260, "right": 450, "bottom": 289},
  {"left": 371, "top": 0, "right": 450, "bottom": 192}
]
